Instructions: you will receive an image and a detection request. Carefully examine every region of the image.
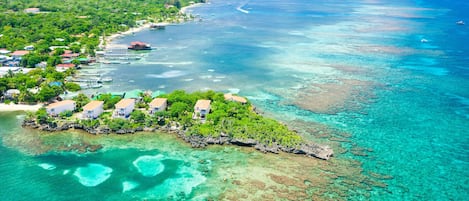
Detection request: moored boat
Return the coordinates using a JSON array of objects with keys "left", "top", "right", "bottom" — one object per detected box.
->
[{"left": 150, "top": 23, "right": 166, "bottom": 30}]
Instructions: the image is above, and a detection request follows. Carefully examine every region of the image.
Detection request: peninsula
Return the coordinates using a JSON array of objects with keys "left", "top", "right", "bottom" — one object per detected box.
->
[
  {"left": 1, "top": 0, "right": 332, "bottom": 160},
  {"left": 22, "top": 90, "right": 333, "bottom": 160}
]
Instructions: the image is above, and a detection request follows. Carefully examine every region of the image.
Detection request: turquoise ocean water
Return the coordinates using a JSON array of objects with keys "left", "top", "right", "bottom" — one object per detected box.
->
[{"left": 1, "top": 0, "right": 468, "bottom": 200}]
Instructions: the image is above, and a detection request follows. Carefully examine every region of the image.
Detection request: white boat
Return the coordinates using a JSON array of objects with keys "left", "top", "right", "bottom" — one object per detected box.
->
[
  {"left": 101, "top": 77, "right": 113, "bottom": 82},
  {"left": 456, "top": 20, "right": 465, "bottom": 25}
]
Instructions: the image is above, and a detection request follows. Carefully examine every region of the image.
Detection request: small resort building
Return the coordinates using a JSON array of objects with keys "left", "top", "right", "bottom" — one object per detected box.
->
[
  {"left": 114, "top": 99, "right": 135, "bottom": 118},
  {"left": 46, "top": 100, "right": 76, "bottom": 116},
  {"left": 56, "top": 63, "right": 75, "bottom": 72},
  {"left": 193, "top": 99, "right": 211, "bottom": 120},
  {"left": 149, "top": 98, "right": 167, "bottom": 114},
  {"left": 82, "top": 101, "right": 104, "bottom": 119},
  {"left": 224, "top": 93, "right": 247, "bottom": 104}
]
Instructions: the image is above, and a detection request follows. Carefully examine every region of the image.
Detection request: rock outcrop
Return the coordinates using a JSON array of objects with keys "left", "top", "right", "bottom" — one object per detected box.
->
[{"left": 22, "top": 119, "right": 334, "bottom": 160}]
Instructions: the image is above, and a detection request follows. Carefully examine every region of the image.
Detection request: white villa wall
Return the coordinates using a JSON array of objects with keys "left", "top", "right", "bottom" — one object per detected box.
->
[{"left": 47, "top": 103, "right": 75, "bottom": 116}]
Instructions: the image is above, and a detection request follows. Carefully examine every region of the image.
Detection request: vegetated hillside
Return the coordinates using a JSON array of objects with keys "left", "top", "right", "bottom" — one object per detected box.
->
[{"left": 0, "top": 0, "right": 204, "bottom": 52}]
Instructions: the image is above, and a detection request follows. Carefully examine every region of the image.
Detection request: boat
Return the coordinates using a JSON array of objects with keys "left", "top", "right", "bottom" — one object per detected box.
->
[
  {"left": 90, "top": 84, "right": 103, "bottom": 89},
  {"left": 101, "top": 77, "right": 113, "bottom": 82},
  {"left": 128, "top": 41, "right": 152, "bottom": 50},
  {"left": 150, "top": 23, "right": 166, "bottom": 30},
  {"left": 420, "top": 38, "right": 428, "bottom": 43},
  {"left": 101, "top": 60, "right": 131, "bottom": 64},
  {"left": 456, "top": 20, "right": 465, "bottom": 25}
]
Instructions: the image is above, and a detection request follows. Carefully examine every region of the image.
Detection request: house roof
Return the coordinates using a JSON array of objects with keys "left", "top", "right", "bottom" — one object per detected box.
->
[
  {"left": 130, "top": 41, "right": 147, "bottom": 46},
  {"left": 49, "top": 81, "right": 63, "bottom": 87},
  {"left": 224, "top": 93, "right": 247, "bottom": 103},
  {"left": 57, "top": 63, "right": 75, "bottom": 68},
  {"left": 24, "top": 8, "right": 40, "bottom": 12},
  {"left": 83, "top": 101, "right": 104, "bottom": 111},
  {"left": 46, "top": 100, "right": 75, "bottom": 109},
  {"left": 11, "top": 50, "right": 29, "bottom": 56},
  {"left": 195, "top": 99, "right": 211, "bottom": 109},
  {"left": 149, "top": 98, "right": 167, "bottom": 108},
  {"left": 115, "top": 99, "right": 135, "bottom": 108},
  {"left": 61, "top": 53, "right": 80, "bottom": 57}
]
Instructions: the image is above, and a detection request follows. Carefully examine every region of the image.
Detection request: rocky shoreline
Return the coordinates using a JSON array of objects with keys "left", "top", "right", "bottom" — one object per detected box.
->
[{"left": 22, "top": 120, "right": 333, "bottom": 160}]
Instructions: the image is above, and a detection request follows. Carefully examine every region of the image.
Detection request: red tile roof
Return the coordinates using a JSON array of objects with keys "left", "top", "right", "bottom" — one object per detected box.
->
[
  {"left": 11, "top": 50, "right": 30, "bottom": 56},
  {"left": 57, "top": 63, "right": 75, "bottom": 68}
]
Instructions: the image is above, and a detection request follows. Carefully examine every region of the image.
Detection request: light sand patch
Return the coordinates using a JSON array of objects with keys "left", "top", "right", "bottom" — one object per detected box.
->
[{"left": 0, "top": 103, "right": 42, "bottom": 112}]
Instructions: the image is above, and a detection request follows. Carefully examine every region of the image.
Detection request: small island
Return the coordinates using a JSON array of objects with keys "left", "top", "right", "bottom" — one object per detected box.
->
[{"left": 22, "top": 90, "right": 333, "bottom": 160}]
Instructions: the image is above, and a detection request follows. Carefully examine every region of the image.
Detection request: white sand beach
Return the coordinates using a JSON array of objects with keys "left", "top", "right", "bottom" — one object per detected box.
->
[
  {"left": 101, "top": 23, "right": 152, "bottom": 49},
  {"left": 100, "top": 3, "right": 204, "bottom": 50},
  {"left": 0, "top": 103, "right": 42, "bottom": 112},
  {"left": 180, "top": 3, "right": 204, "bottom": 14}
]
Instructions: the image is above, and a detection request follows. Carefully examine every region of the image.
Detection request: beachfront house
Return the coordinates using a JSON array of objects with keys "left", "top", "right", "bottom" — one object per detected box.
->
[
  {"left": 82, "top": 101, "right": 104, "bottom": 119},
  {"left": 193, "top": 99, "right": 211, "bottom": 120},
  {"left": 46, "top": 100, "right": 76, "bottom": 116},
  {"left": 149, "top": 98, "right": 167, "bottom": 114},
  {"left": 224, "top": 93, "right": 247, "bottom": 104},
  {"left": 114, "top": 99, "right": 135, "bottom": 118}
]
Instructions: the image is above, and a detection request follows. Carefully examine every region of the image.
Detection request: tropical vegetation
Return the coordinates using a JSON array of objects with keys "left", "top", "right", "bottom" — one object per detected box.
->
[
  {"left": 0, "top": 0, "right": 204, "bottom": 67},
  {"left": 0, "top": 67, "right": 77, "bottom": 104},
  {"left": 28, "top": 90, "right": 304, "bottom": 147}
]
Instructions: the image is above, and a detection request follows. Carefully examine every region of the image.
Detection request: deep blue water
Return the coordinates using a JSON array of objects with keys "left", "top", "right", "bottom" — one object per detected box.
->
[{"left": 1, "top": 0, "right": 468, "bottom": 200}]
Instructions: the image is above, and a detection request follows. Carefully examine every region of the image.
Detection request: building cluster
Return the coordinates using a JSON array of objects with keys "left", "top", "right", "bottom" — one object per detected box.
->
[
  {"left": 44, "top": 93, "right": 248, "bottom": 122},
  {"left": 0, "top": 47, "right": 89, "bottom": 69}
]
